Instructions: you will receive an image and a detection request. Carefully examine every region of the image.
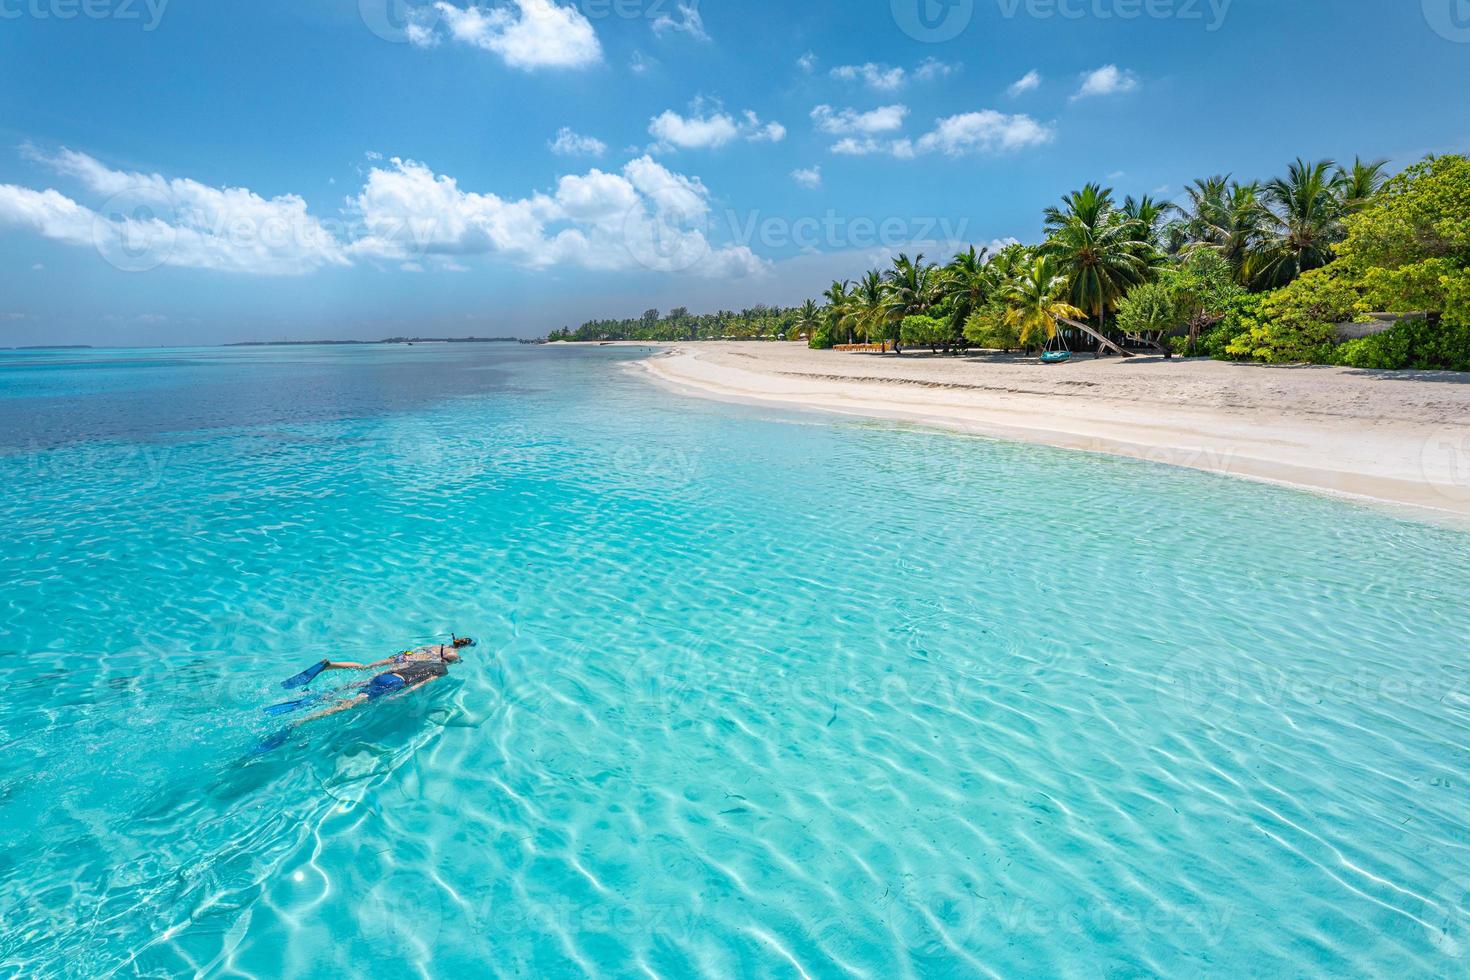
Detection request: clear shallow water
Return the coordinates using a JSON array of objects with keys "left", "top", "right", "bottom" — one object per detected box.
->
[{"left": 1, "top": 343, "right": 1468, "bottom": 978}]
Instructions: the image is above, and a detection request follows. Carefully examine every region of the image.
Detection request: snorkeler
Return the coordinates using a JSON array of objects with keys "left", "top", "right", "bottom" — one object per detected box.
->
[
  {"left": 293, "top": 658, "right": 450, "bottom": 722},
  {"left": 281, "top": 636, "right": 476, "bottom": 689}
]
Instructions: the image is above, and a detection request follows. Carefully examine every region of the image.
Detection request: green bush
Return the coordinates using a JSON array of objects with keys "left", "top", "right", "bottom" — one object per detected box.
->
[
  {"left": 962, "top": 307, "right": 1022, "bottom": 351},
  {"left": 900, "top": 314, "right": 951, "bottom": 350},
  {"left": 1334, "top": 319, "right": 1470, "bottom": 371},
  {"left": 1225, "top": 267, "right": 1365, "bottom": 363},
  {"left": 808, "top": 322, "right": 837, "bottom": 349}
]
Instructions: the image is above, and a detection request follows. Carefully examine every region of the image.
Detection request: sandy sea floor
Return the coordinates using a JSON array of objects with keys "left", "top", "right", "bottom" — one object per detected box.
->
[{"left": 628, "top": 341, "right": 1470, "bottom": 522}]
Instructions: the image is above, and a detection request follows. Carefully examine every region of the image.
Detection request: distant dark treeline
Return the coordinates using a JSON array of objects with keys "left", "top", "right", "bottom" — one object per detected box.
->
[
  {"left": 546, "top": 306, "right": 802, "bottom": 343},
  {"left": 225, "top": 337, "right": 523, "bottom": 347}
]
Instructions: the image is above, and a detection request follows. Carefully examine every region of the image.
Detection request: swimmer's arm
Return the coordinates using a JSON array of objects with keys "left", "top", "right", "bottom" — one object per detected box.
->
[{"left": 324, "top": 657, "right": 397, "bottom": 672}]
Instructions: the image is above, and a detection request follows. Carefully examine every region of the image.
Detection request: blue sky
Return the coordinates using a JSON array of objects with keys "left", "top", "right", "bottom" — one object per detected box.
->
[{"left": 1, "top": 0, "right": 1468, "bottom": 345}]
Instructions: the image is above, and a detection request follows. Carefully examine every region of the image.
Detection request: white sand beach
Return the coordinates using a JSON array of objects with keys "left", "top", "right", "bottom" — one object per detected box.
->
[{"left": 635, "top": 342, "right": 1470, "bottom": 521}]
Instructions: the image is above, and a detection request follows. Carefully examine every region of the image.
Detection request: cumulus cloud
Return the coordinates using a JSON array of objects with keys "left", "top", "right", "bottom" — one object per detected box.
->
[
  {"left": 914, "top": 58, "right": 957, "bottom": 81},
  {"left": 348, "top": 155, "right": 766, "bottom": 277},
  {"left": 742, "top": 111, "right": 786, "bottom": 143},
  {"left": 549, "top": 127, "right": 607, "bottom": 157},
  {"left": 817, "top": 109, "right": 1052, "bottom": 158},
  {"left": 791, "top": 166, "right": 822, "bottom": 189},
  {"left": 0, "top": 146, "right": 767, "bottom": 279},
  {"left": 1008, "top": 70, "right": 1041, "bottom": 96},
  {"left": 649, "top": 106, "right": 785, "bottom": 150},
  {"left": 829, "top": 59, "right": 957, "bottom": 91},
  {"left": 810, "top": 104, "right": 909, "bottom": 136},
  {"left": 1072, "top": 64, "right": 1138, "bottom": 100},
  {"left": 915, "top": 111, "right": 1054, "bottom": 155},
  {"left": 650, "top": 2, "right": 708, "bottom": 41},
  {"left": 797, "top": 51, "right": 817, "bottom": 73},
  {"left": 830, "top": 63, "right": 906, "bottom": 92},
  {"left": 416, "top": 0, "right": 601, "bottom": 70},
  {"left": 649, "top": 110, "right": 740, "bottom": 150},
  {"left": 0, "top": 147, "right": 348, "bottom": 274}
]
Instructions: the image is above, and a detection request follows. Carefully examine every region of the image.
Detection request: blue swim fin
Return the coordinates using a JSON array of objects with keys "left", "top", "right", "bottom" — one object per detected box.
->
[
  {"left": 281, "top": 659, "right": 330, "bottom": 690},
  {"left": 252, "top": 728, "right": 291, "bottom": 755},
  {"left": 264, "top": 693, "right": 328, "bottom": 717}
]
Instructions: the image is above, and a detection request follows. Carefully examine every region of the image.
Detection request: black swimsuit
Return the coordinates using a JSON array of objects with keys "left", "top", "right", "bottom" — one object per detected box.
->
[{"left": 392, "top": 661, "right": 448, "bottom": 686}]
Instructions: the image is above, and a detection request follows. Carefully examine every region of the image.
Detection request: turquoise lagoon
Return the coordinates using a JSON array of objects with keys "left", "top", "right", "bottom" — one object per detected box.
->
[{"left": 1, "top": 344, "right": 1468, "bottom": 977}]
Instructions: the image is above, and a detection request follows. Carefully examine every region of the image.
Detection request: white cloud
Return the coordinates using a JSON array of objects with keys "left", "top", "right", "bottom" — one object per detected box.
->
[
  {"left": 549, "top": 127, "right": 607, "bottom": 157},
  {"left": 31, "top": 262, "right": 43, "bottom": 270},
  {"left": 649, "top": 109, "right": 740, "bottom": 150},
  {"left": 791, "top": 166, "right": 822, "bottom": 189},
  {"left": 348, "top": 155, "right": 766, "bottom": 278},
  {"left": 797, "top": 51, "right": 817, "bottom": 73},
  {"left": 423, "top": 0, "right": 601, "bottom": 70},
  {"left": 916, "top": 111, "right": 1054, "bottom": 155},
  {"left": 914, "top": 58, "right": 957, "bottom": 82},
  {"left": 810, "top": 104, "right": 909, "bottom": 136},
  {"left": 742, "top": 111, "right": 786, "bottom": 143},
  {"left": 629, "top": 50, "right": 655, "bottom": 74},
  {"left": 830, "top": 63, "right": 906, "bottom": 92},
  {"left": 649, "top": 106, "right": 785, "bottom": 150},
  {"left": 829, "top": 59, "right": 957, "bottom": 91},
  {"left": 818, "top": 109, "right": 1052, "bottom": 159},
  {"left": 650, "top": 2, "right": 708, "bottom": 41},
  {"left": 0, "top": 146, "right": 769, "bottom": 280},
  {"left": 1008, "top": 70, "right": 1041, "bottom": 96},
  {"left": 1072, "top": 64, "right": 1138, "bottom": 100},
  {"left": 0, "top": 148, "right": 348, "bottom": 275}
]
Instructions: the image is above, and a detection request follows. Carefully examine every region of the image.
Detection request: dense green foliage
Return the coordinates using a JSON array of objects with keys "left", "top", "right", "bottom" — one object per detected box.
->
[{"left": 551, "top": 154, "right": 1470, "bottom": 373}]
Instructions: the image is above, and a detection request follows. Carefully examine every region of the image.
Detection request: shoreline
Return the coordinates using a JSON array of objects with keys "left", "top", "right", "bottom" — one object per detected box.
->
[{"left": 629, "top": 342, "right": 1470, "bottom": 526}]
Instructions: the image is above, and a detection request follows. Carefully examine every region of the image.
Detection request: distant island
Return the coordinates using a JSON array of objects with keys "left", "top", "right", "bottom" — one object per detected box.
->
[{"left": 225, "top": 336, "right": 526, "bottom": 347}]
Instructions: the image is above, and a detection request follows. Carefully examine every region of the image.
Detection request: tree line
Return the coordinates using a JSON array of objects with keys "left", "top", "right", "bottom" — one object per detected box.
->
[{"left": 553, "top": 154, "right": 1470, "bottom": 371}]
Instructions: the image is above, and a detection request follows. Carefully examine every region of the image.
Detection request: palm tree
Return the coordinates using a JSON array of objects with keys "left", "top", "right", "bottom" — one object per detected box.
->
[
  {"left": 1042, "top": 185, "right": 1154, "bottom": 344},
  {"left": 1172, "top": 177, "right": 1265, "bottom": 280},
  {"left": 1003, "top": 256, "right": 1086, "bottom": 349},
  {"left": 822, "top": 279, "right": 855, "bottom": 344},
  {"left": 1044, "top": 183, "right": 1115, "bottom": 233},
  {"left": 883, "top": 253, "right": 940, "bottom": 353},
  {"left": 1122, "top": 194, "right": 1176, "bottom": 252},
  {"left": 793, "top": 299, "right": 820, "bottom": 341},
  {"left": 1248, "top": 158, "right": 1344, "bottom": 289},
  {"left": 852, "top": 269, "right": 887, "bottom": 345},
  {"left": 1173, "top": 176, "right": 1231, "bottom": 244},
  {"left": 939, "top": 245, "right": 992, "bottom": 339},
  {"left": 1333, "top": 157, "right": 1389, "bottom": 213}
]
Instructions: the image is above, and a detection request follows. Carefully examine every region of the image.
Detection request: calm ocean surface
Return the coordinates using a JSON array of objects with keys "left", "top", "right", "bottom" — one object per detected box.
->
[{"left": 1, "top": 343, "right": 1468, "bottom": 977}]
